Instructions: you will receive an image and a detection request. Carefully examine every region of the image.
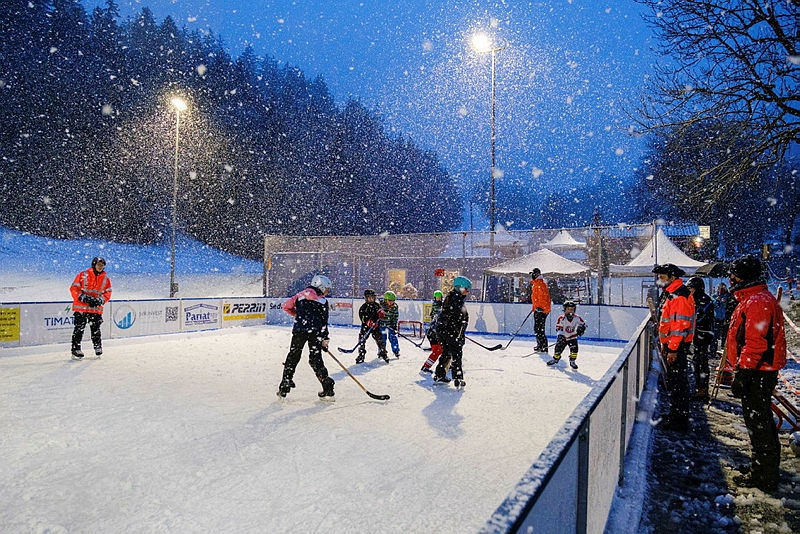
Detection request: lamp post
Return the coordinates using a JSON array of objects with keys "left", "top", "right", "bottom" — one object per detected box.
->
[
  {"left": 169, "top": 96, "right": 187, "bottom": 298},
  {"left": 471, "top": 33, "right": 503, "bottom": 252}
]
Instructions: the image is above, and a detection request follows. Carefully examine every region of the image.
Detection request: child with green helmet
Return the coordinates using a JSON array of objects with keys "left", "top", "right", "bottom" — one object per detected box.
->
[{"left": 380, "top": 290, "right": 400, "bottom": 359}]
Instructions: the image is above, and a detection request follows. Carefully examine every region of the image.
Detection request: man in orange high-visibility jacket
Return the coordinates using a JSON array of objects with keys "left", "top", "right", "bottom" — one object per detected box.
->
[
  {"left": 652, "top": 263, "right": 695, "bottom": 432},
  {"left": 70, "top": 257, "right": 112, "bottom": 359},
  {"left": 530, "top": 268, "right": 552, "bottom": 353}
]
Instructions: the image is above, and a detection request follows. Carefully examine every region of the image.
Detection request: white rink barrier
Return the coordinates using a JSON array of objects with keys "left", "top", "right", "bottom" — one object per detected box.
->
[
  {"left": 0, "top": 297, "right": 268, "bottom": 348},
  {"left": 1, "top": 297, "right": 645, "bottom": 348},
  {"left": 482, "top": 315, "right": 653, "bottom": 533}
]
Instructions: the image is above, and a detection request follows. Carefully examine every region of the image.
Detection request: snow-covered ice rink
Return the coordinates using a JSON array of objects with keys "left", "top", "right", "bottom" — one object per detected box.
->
[{"left": 2, "top": 325, "right": 622, "bottom": 533}]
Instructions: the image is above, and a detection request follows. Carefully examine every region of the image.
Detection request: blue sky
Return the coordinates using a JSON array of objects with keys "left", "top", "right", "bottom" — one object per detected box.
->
[{"left": 83, "top": 0, "right": 658, "bottom": 227}]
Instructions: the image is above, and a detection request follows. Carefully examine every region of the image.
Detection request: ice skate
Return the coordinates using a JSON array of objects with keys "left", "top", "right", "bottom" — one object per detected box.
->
[{"left": 318, "top": 377, "right": 335, "bottom": 401}]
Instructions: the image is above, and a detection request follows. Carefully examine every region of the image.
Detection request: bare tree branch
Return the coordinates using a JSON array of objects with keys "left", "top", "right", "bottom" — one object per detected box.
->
[{"left": 633, "top": 0, "right": 799, "bottom": 187}]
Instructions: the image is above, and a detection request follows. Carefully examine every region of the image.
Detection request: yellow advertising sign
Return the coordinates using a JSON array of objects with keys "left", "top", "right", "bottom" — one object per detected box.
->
[{"left": 0, "top": 307, "right": 21, "bottom": 342}]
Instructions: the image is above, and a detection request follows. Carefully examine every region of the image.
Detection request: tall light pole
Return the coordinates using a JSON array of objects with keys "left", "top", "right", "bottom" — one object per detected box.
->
[
  {"left": 169, "top": 96, "right": 187, "bottom": 298},
  {"left": 471, "top": 32, "right": 503, "bottom": 252}
]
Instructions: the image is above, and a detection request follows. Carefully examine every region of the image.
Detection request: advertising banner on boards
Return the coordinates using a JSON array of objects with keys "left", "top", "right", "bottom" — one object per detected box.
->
[
  {"left": 108, "top": 300, "right": 182, "bottom": 338},
  {"left": 181, "top": 299, "right": 221, "bottom": 332},
  {"left": 221, "top": 298, "right": 267, "bottom": 328}
]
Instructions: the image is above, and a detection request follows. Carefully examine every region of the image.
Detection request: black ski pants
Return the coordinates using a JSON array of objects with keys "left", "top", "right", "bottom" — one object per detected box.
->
[
  {"left": 741, "top": 370, "right": 780, "bottom": 486},
  {"left": 435, "top": 334, "right": 464, "bottom": 380},
  {"left": 533, "top": 310, "right": 548, "bottom": 349},
  {"left": 358, "top": 324, "right": 386, "bottom": 359},
  {"left": 72, "top": 312, "right": 103, "bottom": 350},
  {"left": 283, "top": 331, "right": 330, "bottom": 382},
  {"left": 664, "top": 341, "right": 691, "bottom": 425},
  {"left": 692, "top": 336, "right": 713, "bottom": 390}
]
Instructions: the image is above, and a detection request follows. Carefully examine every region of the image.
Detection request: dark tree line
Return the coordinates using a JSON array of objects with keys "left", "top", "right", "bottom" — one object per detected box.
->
[{"left": 0, "top": 0, "right": 461, "bottom": 259}]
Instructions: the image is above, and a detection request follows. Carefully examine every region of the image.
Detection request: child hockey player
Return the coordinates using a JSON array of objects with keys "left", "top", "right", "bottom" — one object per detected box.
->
[
  {"left": 420, "top": 290, "right": 444, "bottom": 374},
  {"left": 380, "top": 290, "right": 400, "bottom": 359},
  {"left": 547, "top": 301, "right": 586, "bottom": 369},
  {"left": 433, "top": 277, "right": 471, "bottom": 388},
  {"left": 356, "top": 289, "right": 388, "bottom": 364},
  {"left": 278, "top": 274, "right": 335, "bottom": 400}
]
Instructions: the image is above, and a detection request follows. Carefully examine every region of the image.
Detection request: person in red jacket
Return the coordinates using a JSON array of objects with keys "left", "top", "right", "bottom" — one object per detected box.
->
[
  {"left": 652, "top": 263, "right": 695, "bottom": 432},
  {"left": 70, "top": 257, "right": 112, "bottom": 359},
  {"left": 529, "top": 268, "right": 552, "bottom": 352},
  {"left": 726, "top": 255, "right": 786, "bottom": 491}
]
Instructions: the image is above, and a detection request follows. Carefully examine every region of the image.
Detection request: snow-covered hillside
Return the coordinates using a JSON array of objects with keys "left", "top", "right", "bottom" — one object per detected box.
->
[{"left": 0, "top": 227, "right": 263, "bottom": 301}]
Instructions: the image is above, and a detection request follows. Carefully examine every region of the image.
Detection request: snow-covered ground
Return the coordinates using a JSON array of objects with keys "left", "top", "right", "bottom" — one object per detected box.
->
[{"left": 0, "top": 228, "right": 626, "bottom": 532}]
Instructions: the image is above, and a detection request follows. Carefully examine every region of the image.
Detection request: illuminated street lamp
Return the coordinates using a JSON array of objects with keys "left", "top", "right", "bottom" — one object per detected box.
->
[
  {"left": 471, "top": 32, "right": 504, "bottom": 251},
  {"left": 169, "top": 96, "right": 187, "bottom": 298}
]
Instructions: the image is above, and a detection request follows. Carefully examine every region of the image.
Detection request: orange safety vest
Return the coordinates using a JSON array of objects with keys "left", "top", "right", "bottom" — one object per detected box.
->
[
  {"left": 657, "top": 278, "right": 695, "bottom": 351},
  {"left": 70, "top": 268, "right": 112, "bottom": 315}
]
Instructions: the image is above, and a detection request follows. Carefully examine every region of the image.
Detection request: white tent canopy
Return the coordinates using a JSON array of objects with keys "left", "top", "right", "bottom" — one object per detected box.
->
[
  {"left": 484, "top": 247, "right": 590, "bottom": 277},
  {"left": 609, "top": 228, "right": 706, "bottom": 275},
  {"left": 541, "top": 229, "right": 586, "bottom": 250}
]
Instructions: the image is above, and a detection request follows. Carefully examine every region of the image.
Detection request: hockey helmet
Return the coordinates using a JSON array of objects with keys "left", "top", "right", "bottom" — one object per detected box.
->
[
  {"left": 728, "top": 254, "right": 761, "bottom": 282},
  {"left": 364, "top": 288, "right": 376, "bottom": 298},
  {"left": 652, "top": 263, "right": 685, "bottom": 278},
  {"left": 91, "top": 256, "right": 106, "bottom": 268},
  {"left": 562, "top": 300, "right": 577, "bottom": 312},
  {"left": 433, "top": 290, "right": 443, "bottom": 299},
  {"left": 383, "top": 290, "right": 397, "bottom": 301},
  {"left": 453, "top": 276, "right": 472, "bottom": 290},
  {"left": 685, "top": 276, "right": 705, "bottom": 293},
  {"left": 310, "top": 274, "right": 332, "bottom": 293}
]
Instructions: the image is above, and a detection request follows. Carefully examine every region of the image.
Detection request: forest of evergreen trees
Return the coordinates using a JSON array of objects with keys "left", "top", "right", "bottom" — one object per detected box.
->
[{"left": 0, "top": 0, "right": 461, "bottom": 259}]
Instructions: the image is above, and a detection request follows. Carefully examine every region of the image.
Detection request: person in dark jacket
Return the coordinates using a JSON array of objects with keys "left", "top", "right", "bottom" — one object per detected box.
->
[
  {"left": 712, "top": 282, "right": 731, "bottom": 350},
  {"left": 686, "top": 277, "right": 714, "bottom": 401},
  {"left": 726, "top": 255, "right": 787, "bottom": 491},
  {"left": 278, "top": 275, "right": 335, "bottom": 400},
  {"left": 433, "top": 276, "right": 471, "bottom": 388},
  {"left": 356, "top": 289, "right": 387, "bottom": 364}
]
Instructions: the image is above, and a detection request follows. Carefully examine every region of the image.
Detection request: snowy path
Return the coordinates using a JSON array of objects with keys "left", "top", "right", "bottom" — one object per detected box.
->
[{"left": 1, "top": 326, "right": 622, "bottom": 533}]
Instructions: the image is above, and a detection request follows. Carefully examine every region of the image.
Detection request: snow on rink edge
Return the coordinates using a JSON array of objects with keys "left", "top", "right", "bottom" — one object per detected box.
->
[{"left": 1, "top": 325, "right": 623, "bottom": 533}]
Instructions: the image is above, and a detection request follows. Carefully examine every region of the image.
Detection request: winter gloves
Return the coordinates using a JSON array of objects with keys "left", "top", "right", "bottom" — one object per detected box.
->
[{"left": 79, "top": 294, "right": 105, "bottom": 308}]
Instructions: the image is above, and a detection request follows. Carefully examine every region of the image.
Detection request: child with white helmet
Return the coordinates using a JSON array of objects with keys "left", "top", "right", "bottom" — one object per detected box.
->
[{"left": 278, "top": 274, "right": 335, "bottom": 399}]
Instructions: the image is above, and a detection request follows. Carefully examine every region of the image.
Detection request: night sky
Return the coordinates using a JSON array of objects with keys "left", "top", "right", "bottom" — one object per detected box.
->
[{"left": 84, "top": 0, "right": 658, "bottom": 228}]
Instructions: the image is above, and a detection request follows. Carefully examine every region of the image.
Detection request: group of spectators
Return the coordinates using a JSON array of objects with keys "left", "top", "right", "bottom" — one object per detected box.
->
[{"left": 651, "top": 255, "right": 787, "bottom": 492}]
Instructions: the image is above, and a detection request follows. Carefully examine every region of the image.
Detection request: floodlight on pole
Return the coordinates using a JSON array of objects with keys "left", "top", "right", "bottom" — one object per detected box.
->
[
  {"left": 169, "top": 96, "right": 187, "bottom": 298},
  {"left": 471, "top": 32, "right": 504, "bottom": 252}
]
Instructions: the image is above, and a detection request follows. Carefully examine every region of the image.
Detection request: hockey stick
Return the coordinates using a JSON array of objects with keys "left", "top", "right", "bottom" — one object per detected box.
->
[
  {"left": 521, "top": 340, "right": 558, "bottom": 357},
  {"left": 465, "top": 335, "right": 503, "bottom": 351},
  {"left": 337, "top": 324, "right": 377, "bottom": 353},
  {"left": 502, "top": 310, "right": 533, "bottom": 350},
  {"left": 323, "top": 348, "right": 390, "bottom": 401}
]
